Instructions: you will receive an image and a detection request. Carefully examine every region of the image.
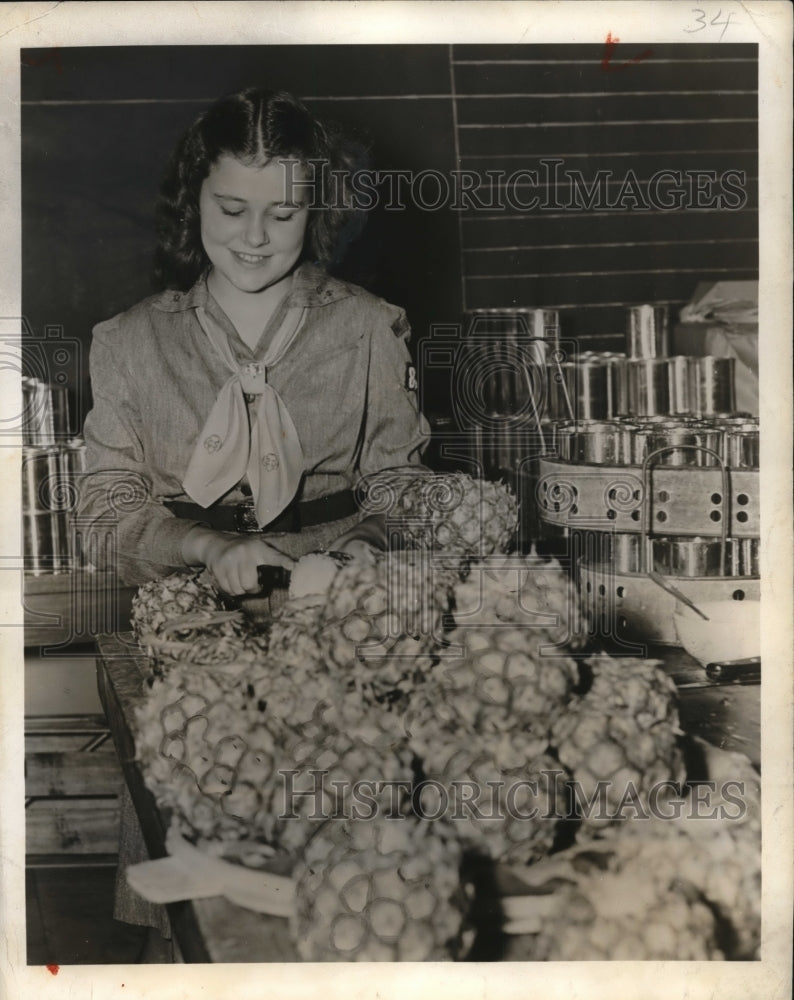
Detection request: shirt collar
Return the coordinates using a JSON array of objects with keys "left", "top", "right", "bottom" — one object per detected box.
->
[{"left": 153, "top": 261, "right": 355, "bottom": 313}]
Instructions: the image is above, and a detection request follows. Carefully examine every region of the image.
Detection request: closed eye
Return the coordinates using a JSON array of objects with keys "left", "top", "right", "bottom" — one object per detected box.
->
[{"left": 220, "top": 207, "right": 244, "bottom": 218}]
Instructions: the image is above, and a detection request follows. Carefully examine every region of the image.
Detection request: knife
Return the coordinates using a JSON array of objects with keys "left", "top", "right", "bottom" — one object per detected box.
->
[{"left": 705, "top": 657, "right": 761, "bottom": 682}]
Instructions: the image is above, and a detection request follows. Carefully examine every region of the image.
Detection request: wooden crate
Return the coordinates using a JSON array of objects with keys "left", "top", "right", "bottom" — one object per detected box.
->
[{"left": 25, "top": 715, "right": 124, "bottom": 857}]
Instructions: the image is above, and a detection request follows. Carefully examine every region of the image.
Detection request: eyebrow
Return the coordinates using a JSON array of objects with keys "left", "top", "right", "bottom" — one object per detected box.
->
[{"left": 211, "top": 192, "right": 305, "bottom": 208}]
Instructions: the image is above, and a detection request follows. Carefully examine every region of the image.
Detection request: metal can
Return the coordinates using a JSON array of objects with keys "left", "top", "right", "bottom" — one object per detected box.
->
[
  {"left": 627, "top": 305, "right": 669, "bottom": 359},
  {"left": 688, "top": 356, "right": 736, "bottom": 416},
  {"left": 22, "top": 446, "right": 62, "bottom": 513},
  {"left": 50, "top": 385, "right": 71, "bottom": 439},
  {"left": 463, "top": 309, "right": 555, "bottom": 421},
  {"left": 552, "top": 420, "right": 578, "bottom": 461},
  {"left": 626, "top": 359, "right": 671, "bottom": 416},
  {"left": 570, "top": 421, "right": 620, "bottom": 465},
  {"left": 529, "top": 309, "right": 561, "bottom": 365},
  {"left": 57, "top": 440, "right": 87, "bottom": 511},
  {"left": 611, "top": 532, "right": 644, "bottom": 573},
  {"left": 646, "top": 424, "right": 723, "bottom": 467},
  {"left": 725, "top": 425, "right": 760, "bottom": 468},
  {"left": 626, "top": 424, "right": 653, "bottom": 464},
  {"left": 549, "top": 358, "right": 613, "bottom": 422},
  {"left": 606, "top": 355, "right": 628, "bottom": 417},
  {"left": 727, "top": 537, "right": 760, "bottom": 577},
  {"left": 22, "top": 378, "right": 55, "bottom": 446},
  {"left": 651, "top": 536, "right": 724, "bottom": 577},
  {"left": 667, "top": 356, "right": 694, "bottom": 414},
  {"left": 60, "top": 437, "right": 87, "bottom": 474},
  {"left": 23, "top": 509, "right": 69, "bottom": 575}
]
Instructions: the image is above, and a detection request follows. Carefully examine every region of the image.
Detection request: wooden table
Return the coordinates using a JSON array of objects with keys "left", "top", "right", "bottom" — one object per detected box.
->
[{"left": 96, "top": 632, "right": 760, "bottom": 963}]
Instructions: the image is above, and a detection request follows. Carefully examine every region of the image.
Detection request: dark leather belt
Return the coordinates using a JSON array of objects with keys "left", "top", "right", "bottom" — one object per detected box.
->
[{"left": 164, "top": 489, "right": 359, "bottom": 534}]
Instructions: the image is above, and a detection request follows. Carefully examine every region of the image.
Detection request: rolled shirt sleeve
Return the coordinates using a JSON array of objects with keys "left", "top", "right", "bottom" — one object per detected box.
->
[{"left": 78, "top": 319, "right": 200, "bottom": 585}]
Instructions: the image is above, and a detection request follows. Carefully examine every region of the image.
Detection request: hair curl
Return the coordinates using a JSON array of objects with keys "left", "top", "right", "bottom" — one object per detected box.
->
[{"left": 153, "top": 88, "right": 369, "bottom": 290}]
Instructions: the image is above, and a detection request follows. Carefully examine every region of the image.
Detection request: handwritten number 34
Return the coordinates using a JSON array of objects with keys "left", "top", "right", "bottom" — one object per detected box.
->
[{"left": 685, "top": 9, "right": 736, "bottom": 40}]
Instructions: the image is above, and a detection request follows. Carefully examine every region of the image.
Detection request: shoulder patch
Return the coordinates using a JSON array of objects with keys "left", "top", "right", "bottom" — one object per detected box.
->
[{"left": 391, "top": 313, "right": 412, "bottom": 339}]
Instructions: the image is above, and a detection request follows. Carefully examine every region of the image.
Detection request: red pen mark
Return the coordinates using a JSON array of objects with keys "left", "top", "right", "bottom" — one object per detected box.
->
[
  {"left": 601, "top": 32, "right": 653, "bottom": 72},
  {"left": 21, "top": 47, "right": 63, "bottom": 74},
  {"left": 46, "top": 964, "right": 59, "bottom": 976}
]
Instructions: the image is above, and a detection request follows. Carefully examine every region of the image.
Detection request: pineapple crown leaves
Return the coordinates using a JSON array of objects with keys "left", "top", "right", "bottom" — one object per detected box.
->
[
  {"left": 524, "top": 819, "right": 759, "bottom": 958},
  {"left": 131, "top": 569, "right": 224, "bottom": 640}
]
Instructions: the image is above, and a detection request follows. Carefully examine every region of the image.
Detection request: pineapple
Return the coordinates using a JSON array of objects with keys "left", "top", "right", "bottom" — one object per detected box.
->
[
  {"left": 416, "top": 746, "right": 568, "bottom": 865},
  {"left": 264, "top": 728, "right": 416, "bottom": 854},
  {"left": 404, "top": 625, "right": 578, "bottom": 864},
  {"left": 265, "top": 596, "right": 327, "bottom": 673},
  {"left": 406, "top": 625, "right": 580, "bottom": 767},
  {"left": 241, "top": 647, "right": 417, "bottom": 852},
  {"left": 502, "top": 789, "right": 760, "bottom": 960},
  {"left": 592, "top": 744, "right": 761, "bottom": 959},
  {"left": 317, "top": 551, "right": 455, "bottom": 704},
  {"left": 386, "top": 471, "right": 519, "bottom": 561},
  {"left": 291, "top": 816, "right": 469, "bottom": 961},
  {"left": 452, "top": 553, "right": 585, "bottom": 650},
  {"left": 136, "top": 629, "right": 417, "bottom": 857},
  {"left": 134, "top": 659, "right": 283, "bottom": 845},
  {"left": 550, "top": 654, "right": 686, "bottom": 831},
  {"left": 131, "top": 568, "right": 221, "bottom": 642},
  {"left": 506, "top": 852, "right": 724, "bottom": 960},
  {"left": 141, "top": 611, "right": 270, "bottom": 677},
  {"left": 288, "top": 550, "right": 352, "bottom": 602}
]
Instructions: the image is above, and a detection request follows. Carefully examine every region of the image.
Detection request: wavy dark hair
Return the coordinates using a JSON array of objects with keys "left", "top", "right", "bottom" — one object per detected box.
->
[{"left": 154, "top": 88, "right": 369, "bottom": 290}]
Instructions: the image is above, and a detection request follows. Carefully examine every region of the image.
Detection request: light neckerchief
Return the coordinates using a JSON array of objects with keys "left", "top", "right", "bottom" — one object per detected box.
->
[{"left": 182, "top": 302, "right": 306, "bottom": 528}]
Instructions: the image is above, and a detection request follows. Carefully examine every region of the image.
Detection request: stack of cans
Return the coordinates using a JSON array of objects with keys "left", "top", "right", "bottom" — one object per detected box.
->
[
  {"left": 549, "top": 415, "right": 745, "bottom": 468},
  {"left": 540, "top": 304, "right": 758, "bottom": 583},
  {"left": 464, "top": 308, "right": 560, "bottom": 476},
  {"left": 21, "top": 378, "right": 84, "bottom": 575},
  {"left": 546, "top": 351, "right": 626, "bottom": 421}
]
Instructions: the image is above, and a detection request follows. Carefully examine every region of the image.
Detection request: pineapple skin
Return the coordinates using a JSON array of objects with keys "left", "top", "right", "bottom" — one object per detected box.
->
[{"left": 291, "top": 816, "right": 468, "bottom": 961}]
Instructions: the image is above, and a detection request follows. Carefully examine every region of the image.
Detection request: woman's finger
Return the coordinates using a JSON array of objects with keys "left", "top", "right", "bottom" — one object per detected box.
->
[
  {"left": 218, "top": 566, "right": 244, "bottom": 596},
  {"left": 239, "top": 560, "right": 264, "bottom": 593},
  {"left": 256, "top": 541, "right": 296, "bottom": 570}
]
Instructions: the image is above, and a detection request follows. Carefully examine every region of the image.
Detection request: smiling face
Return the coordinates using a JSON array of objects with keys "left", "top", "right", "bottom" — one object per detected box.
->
[{"left": 199, "top": 154, "right": 310, "bottom": 300}]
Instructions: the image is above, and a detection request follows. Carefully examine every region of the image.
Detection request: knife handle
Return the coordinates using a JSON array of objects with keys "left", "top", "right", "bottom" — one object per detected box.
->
[
  {"left": 257, "top": 565, "right": 291, "bottom": 593},
  {"left": 706, "top": 657, "right": 761, "bottom": 682}
]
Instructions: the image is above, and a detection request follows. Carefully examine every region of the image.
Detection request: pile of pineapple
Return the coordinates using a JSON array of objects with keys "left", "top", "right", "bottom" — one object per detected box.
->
[{"left": 130, "top": 472, "right": 760, "bottom": 961}]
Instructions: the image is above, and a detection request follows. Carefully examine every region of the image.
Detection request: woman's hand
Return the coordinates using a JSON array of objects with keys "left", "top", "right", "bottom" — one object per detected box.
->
[{"left": 181, "top": 525, "right": 294, "bottom": 595}]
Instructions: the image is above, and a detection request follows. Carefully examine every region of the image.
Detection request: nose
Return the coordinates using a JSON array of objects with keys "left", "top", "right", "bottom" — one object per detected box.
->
[{"left": 244, "top": 214, "right": 270, "bottom": 247}]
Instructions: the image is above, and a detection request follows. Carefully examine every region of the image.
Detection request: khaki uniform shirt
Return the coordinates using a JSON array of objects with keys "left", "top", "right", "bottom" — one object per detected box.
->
[{"left": 79, "top": 262, "right": 430, "bottom": 583}]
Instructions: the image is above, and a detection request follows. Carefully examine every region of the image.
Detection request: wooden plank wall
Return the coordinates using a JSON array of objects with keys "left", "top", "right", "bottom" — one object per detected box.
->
[
  {"left": 22, "top": 43, "right": 758, "bottom": 418},
  {"left": 451, "top": 43, "right": 758, "bottom": 347},
  {"left": 21, "top": 45, "right": 461, "bottom": 425}
]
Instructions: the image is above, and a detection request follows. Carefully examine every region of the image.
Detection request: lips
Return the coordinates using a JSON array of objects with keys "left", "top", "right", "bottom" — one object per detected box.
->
[{"left": 233, "top": 251, "right": 271, "bottom": 266}]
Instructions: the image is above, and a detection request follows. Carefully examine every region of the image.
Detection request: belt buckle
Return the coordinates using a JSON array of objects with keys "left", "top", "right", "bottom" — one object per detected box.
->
[{"left": 234, "top": 500, "right": 260, "bottom": 533}]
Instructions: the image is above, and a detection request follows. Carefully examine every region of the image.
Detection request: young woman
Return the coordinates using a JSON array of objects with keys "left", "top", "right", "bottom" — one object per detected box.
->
[
  {"left": 78, "top": 87, "right": 430, "bottom": 955},
  {"left": 79, "top": 87, "right": 430, "bottom": 595}
]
